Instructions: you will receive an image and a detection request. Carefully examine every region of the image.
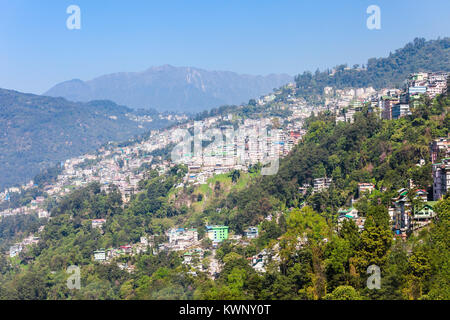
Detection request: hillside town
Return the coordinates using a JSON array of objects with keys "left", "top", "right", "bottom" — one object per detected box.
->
[{"left": 1, "top": 72, "right": 449, "bottom": 277}]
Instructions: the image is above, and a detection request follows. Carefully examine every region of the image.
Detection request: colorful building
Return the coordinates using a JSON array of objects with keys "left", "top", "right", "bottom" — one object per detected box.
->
[{"left": 206, "top": 225, "right": 229, "bottom": 242}]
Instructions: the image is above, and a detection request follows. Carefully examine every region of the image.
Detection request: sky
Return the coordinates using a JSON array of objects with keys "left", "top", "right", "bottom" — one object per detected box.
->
[{"left": 0, "top": 0, "right": 449, "bottom": 94}]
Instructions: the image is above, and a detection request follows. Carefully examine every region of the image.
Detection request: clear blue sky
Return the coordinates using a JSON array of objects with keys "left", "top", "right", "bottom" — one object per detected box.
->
[{"left": 1, "top": 0, "right": 449, "bottom": 94}]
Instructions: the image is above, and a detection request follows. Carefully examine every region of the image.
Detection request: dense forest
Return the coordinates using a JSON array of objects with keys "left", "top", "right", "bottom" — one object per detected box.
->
[{"left": 0, "top": 89, "right": 448, "bottom": 300}]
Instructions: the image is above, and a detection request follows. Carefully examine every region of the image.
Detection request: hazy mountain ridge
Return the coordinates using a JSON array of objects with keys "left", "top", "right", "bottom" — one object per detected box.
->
[{"left": 44, "top": 65, "right": 294, "bottom": 113}]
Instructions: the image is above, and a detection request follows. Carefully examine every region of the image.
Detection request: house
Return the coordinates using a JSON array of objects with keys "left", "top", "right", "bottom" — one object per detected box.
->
[
  {"left": 298, "top": 184, "right": 310, "bottom": 196},
  {"left": 415, "top": 189, "right": 428, "bottom": 202},
  {"left": 337, "top": 207, "right": 363, "bottom": 230},
  {"left": 392, "top": 189, "right": 411, "bottom": 234},
  {"left": 182, "top": 248, "right": 204, "bottom": 272},
  {"left": 140, "top": 236, "right": 154, "bottom": 246},
  {"left": 413, "top": 202, "right": 436, "bottom": 221},
  {"left": 166, "top": 228, "right": 198, "bottom": 251},
  {"left": 244, "top": 227, "right": 259, "bottom": 239},
  {"left": 94, "top": 249, "right": 106, "bottom": 261},
  {"left": 358, "top": 183, "right": 375, "bottom": 196},
  {"left": 250, "top": 249, "right": 270, "bottom": 273},
  {"left": 92, "top": 219, "right": 106, "bottom": 229},
  {"left": 38, "top": 210, "right": 50, "bottom": 219},
  {"left": 391, "top": 188, "right": 430, "bottom": 234},
  {"left": 338, "top": 207, "right": 358, "bottom": 218},
  {"left": 206, "top": 225, "right": 229, "bottom": 243},
  {"left": 9, "top": 244, "right": 23, "bottom": 258},
  {"left": 313, "top": 177, "right": 332, "bottom": 193},
  {"left": 391, "top": 103, "right": 411, "bottom": 119},
  {"left": 432, "top": 158, "right": 450, "bottom": 200},
  {"left": 117, "top": 262, "right": 136, "bottom": 273},
  {"left": 430, "top": 137, "right": 450, "bottom": 164},
  {"left": 120, "top": 245, "right": 133, "bottom": 254}
]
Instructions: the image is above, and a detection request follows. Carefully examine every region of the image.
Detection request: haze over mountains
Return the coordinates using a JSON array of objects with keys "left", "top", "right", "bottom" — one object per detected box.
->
[{"left": 44, "top": 65, "right": 294, "bottom": 113}]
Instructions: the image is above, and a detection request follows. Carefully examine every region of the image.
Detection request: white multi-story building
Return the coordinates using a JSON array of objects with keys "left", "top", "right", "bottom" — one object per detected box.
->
[
  {"left": 313, "top": 177, "right": 332, "bottom": 193},
  {"left": 433, "top": 158, "right": 450, "bottom": 200}
]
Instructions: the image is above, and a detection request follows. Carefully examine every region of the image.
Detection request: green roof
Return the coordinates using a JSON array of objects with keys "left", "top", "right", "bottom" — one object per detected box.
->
[{"left": 338, "top": 207, "right": 356, "bottom": 214}]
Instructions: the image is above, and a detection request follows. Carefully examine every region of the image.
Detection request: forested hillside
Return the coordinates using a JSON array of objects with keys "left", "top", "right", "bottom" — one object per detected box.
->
[
  {"left": 0, "top": 89, "right": 173, "bottom": 189},
  {"left": 295, "top": 38, "right": 450, "bottom": 102},
  {"left": 212, "top": 94, "right": 449, "bottom": 231},
  {"left": 0, "top": 91, "right": 448, "bottom": 300}
]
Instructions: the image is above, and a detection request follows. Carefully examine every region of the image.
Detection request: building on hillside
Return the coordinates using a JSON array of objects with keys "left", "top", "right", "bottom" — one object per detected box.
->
[
  {"left": 9, "top": 244, "right": 23, "bottom": 258},
  {"left": 94, "top": 249, "right": 106, "bottom": 261},
  {"left": 413, "top": 202, "right": 436, "bottom": 222},
  {"left": 313, "top": 177, "right": 332, "bottom": 193},
  {"left": 337, "top": 207, "right": 359, "bottom": 219},
  {"left": 120, "top": 245, "right": 133, "bottom": 254},
  {"left": 244, "top": 227, "right": 259, "bottom": 239},
  {"left": 166, "top": 228, "right": 198, "bottom": 251},
  {"left": 182, "top": 248, "right": 204, "bottom": 273},
  {"left": 298, "top": 184, "right": 310, "bottom": 196},
  {"left": 391, "top": 103, "right": 411, "bottom": 119},
  {"left": 432, "top": 158, "right": 450, "bottom": 200},
  {"left": 408, "top": 86, "right": 427, "bottom": 95},
  {"left": 38, "top": 210, "right": 50, "bottom": 219},
  {"left": 358, "top": 183, "right": 375, "bottom": 197},
  {"left": 391, "top": 188, "right": 411, "bottom": 235},
  {"left": 337, "top": 207, "right": 365, "bottom": 230},
  {"left": 391, "top": 188, "right": 432, "bottom": 235},
  {"left": 380, "top": 96, "right": 400, "bottom": 120},
  {"left": 140, "top": 236, "right": 155, "bottom": 246},
  {"left": 430, "top": 137, "right": 450, "bottom": 164},
  {"left": 415, "top": 189, "right": 428, "bottom": 202},
  {"left": 206, "top": 225, "right": 229, "bottom": 243},
  {"left": 249, "top": 249, "right": 270, "bottom": 273},
  {"left": 92, "top": 219, "right": 106, "bottom": 229}
]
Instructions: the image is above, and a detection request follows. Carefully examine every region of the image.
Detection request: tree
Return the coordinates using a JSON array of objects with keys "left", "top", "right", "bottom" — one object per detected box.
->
[
  {"left": 324, "top": 285, "right": 362, "bottom": 300},
  {"left": 353, "top": 224, "right": 392, "bottom": 273},
  {"left": 229, "top": 170, "right": 241, "bottom": 183}
]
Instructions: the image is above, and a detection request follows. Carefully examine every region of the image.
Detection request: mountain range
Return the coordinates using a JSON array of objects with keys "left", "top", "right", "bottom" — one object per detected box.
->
[{"left": 44, "top": 65, "right": 294, "bottom": 113}]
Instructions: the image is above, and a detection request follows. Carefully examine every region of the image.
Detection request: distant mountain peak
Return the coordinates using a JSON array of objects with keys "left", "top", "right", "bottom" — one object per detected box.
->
[{"left": 44, "top": 66, "right": 293, "bottom": 113}]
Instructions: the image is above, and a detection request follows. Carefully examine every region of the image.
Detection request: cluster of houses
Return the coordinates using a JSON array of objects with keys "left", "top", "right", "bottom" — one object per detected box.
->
[
  {"left": 182, "top": 248, "right": 205, "bottom": 276},
  {"left": 335, "top": 144, "right": 449, "bottom": 237},
  {"left": 326, "top": 87, "right": 376, "bottom": 123},
  {"left": 89, "top": 223, "right": 263, "bottom": 276},
  {"left": 0, "top": 182, "right": 50, "bottom": 219},
  {"left": 2, "top": 72, "right": 449, "bottom": 276},
  {"left": 335, "top": 174, "right": 443, "bottom": 237},
  {"left": 1, "top": 89, "right": 313, "bottom": 219},
  {"left": 377, "top": 72, "right": 448, "bottom": 121},
  {"left": 390, "top": 188, "right": 437, "bottom": 237},
  {"left": 9, "top": 234, "right": 41, "bottom": 258},
  {"left": 175, "top": 117, "right": 307, "bottom": 185},
  {"left": 92, "top": 235, "right": 157, "bottom": 272},
  {"left": 324, "top": 72, "right": 448, "bottom": 124}
]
